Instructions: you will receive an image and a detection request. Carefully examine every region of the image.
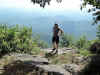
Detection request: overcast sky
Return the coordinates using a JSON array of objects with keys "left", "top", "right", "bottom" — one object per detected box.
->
[
  {"left": 0, "top": 0, "right": 93, "bottom": 22},
  {"left": 0, "top": 0, "right": 96, "bottom": 40}
]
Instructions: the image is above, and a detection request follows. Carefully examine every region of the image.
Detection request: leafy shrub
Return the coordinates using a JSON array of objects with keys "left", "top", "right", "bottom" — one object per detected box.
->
[
  {"left": 75, "top": 35, "right": 90, "bottom": 49},
  {"left": 96, "top": 25, "right": 100, "bottom": 40},
  {"left": 79, "top": 49, "right": 91, "bottom": 56},
  {"left": 0, "top": 24, "right": 47, "bottom": 55},
  {"left": 60, "top": 33, "right": 74, "bottom": 47},
  {"left": 31, "top": 47, "right": 41, "bottom": 55},
  {"left": 0, "top": 24, "right": 34, "bottom": 54}
]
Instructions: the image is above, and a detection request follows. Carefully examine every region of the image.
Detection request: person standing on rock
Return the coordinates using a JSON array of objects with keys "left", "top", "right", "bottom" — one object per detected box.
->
[{"left": 51, "top": 23, "right": 63, "bottom": 54}]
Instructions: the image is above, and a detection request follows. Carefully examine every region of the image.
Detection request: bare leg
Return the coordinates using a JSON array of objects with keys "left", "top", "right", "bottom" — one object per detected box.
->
[
  {"left": 55, "top": 43, "right": 59, "bottom": 54},
  {"left": 51, "top": 42, "right": 58, "bottom": 54},
  {"left": 50, "top": 42, "right": 56, "bottom": 53},
  {"left": 56, "top": 43, "right": 58, "bottom": 50},
  {"left": 53, "top": 42, "right": 56, "bottom": 49}
]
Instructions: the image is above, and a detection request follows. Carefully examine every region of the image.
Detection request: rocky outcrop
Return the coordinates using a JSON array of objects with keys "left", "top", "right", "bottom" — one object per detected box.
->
[
  {"left": 0, "top": 53, "right": 70, "bottom": 75},
  {"left": 0, "top": 47, "right": 87, "bottom": 75},
  {"left": 73, "top": 56, "right": 90, "bottom": 65},
  {"left": 62, "top": 64, "right": 80, "bottom": 75},
  {"left": 43, "top": 47, "right": 79, "bottom": 55}
]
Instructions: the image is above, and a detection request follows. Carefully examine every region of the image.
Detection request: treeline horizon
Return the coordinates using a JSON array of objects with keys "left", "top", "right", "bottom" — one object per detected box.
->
[{"left": 0, "top": 24, "right": 100, "bottom": 56}]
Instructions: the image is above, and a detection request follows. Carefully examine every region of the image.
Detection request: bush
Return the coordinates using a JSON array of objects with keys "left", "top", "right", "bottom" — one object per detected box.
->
[
  {"left": 75, "top": 35, "right": 90, "bottom": 49},
  {"left": 79, "top": 49, "right": 91, "bottom": 57},
  {"left": 0, "top": 24, "right": 47, "bottom": 55},
  {"left": 60, "top": 33, "right": 74, "bottom": 47},
  {"left": 96, "top": 25, "right": 100, "bottom": 40},
  {"left": 0, "top": 24, "right": 34, "bottom": 54}
]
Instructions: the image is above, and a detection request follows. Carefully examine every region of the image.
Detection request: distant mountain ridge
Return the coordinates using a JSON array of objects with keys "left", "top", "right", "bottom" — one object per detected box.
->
[{"left": 0, "top": 8, "right": 97, "bottom": 43}]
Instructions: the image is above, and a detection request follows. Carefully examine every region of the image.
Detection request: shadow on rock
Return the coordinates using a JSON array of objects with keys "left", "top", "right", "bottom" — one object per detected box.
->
[
  {"left": 79, "top": 42, "right": 100, "bottom": 75},
  {"left": 1, "top": 60, "right": 40, "bottom": 75},
  {"left": 45, "top": 52, "right": 57, "bottom": 58},
  {"left": 1, "top": 58, "right": 64, "bottom": 75}
]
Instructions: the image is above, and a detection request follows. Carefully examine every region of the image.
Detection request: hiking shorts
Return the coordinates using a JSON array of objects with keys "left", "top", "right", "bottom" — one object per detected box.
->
[{"left": 52, "top": 36, "right": 59, "bottom": 44}]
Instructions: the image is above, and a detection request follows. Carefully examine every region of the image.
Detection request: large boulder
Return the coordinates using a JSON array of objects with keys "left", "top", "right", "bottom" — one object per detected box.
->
[
  {"left": 90, "top": 42, "right": 100, "bottom": 54},
  {"left": 62, "top": 64, "right": 80, "bottom": 75},
  {"left": 73, "top": 56, "right": 90, "bottom": 65},
  {"left": 1, "top": 53, "right": 71, "bottom": 75}
]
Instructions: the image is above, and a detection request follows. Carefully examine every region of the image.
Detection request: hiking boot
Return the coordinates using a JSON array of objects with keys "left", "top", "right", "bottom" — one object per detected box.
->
[
  {"left": 54, "top": 49, "right": 58, "bottom": 55},
  {"left": 50, "top": 48, "right": 56, "bottom": 53},
  {"left": 52, "top": 48, "right": 56, "bottom": 50}
]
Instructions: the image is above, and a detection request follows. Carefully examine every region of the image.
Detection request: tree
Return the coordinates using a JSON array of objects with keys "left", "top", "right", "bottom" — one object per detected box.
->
[
  {"left": 75, "top": 35, "right": 88, "bottom": 49},
  {"left": 81, "top": 0, "right": 100, "bottom": 24},
  {"left": 96, "top": 24, "right": 100, "bottom": 40},
  {"left": 31, "top": 0, "right": 62, "bottom": 8},
  {"left": 60, "top": 33, "right": 74, "bottom": 47}
]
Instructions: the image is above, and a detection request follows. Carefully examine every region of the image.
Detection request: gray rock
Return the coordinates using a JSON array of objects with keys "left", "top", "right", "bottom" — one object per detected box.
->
[
  {"left": 9, "top": 53, "right": 49, "bottom": 65},
  {"left": 36, "top": 65, "right": 70, "bottom": 75},
  {"left": 4, "top": 51, "right": 84, "bottom": 75},
  {"left": 7, "top": 53, "right": 71, "bottom": 75},
  {"left": 42, "top": 47, "right": 79, "bottom": 55},
  {"left": 63, "top": 64, "right": 80, "bottom": 75},
  {"left": 74, "top": 56, "right": 90, "bottom": 64}
]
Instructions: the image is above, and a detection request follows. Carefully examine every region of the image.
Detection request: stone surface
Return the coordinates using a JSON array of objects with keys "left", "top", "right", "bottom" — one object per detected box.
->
[
  {"left": 36, "top": 65, "right": 70, "bottom": 75},
  {"left": 43, "top": 47, "right": 78, "bottom": 55},
  {"left": 63, "top": 64, "right": 80, "bottom": 73},
  {"left": 1, "top": 53, "right": 70, "bottom": 75},
  {"left": 0, "top": 47, "right": 88, "bottom": 75},
  {"left": 74, "top": 56, "right": 90, "bottom": 64},
  {"left": 10, "top": 53, "right": 49, "bottom": 65}
]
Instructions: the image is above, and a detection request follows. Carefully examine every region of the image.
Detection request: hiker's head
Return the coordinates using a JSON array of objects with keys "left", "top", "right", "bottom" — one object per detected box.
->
[{"left": 54, "top": 24, "right": 58, "bottom": 28}]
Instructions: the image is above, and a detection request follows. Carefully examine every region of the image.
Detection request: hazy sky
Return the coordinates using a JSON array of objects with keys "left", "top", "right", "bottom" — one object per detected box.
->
[
  {"left": 0, "top": 0, "right": 96, "bottom": 40},
  {"left": 0, "top": 0, "right": 93, "bottom": 22},
  {"left": 0, "top": 0, "right": 93, "bottom": 16}
]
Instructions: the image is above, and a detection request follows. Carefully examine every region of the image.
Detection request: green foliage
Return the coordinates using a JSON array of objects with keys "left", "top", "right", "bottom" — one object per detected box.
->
[
  {"left": 78, "top": 49, "right": 91, "bottom": 57},
  {"left": 50, "top": 53, "right": 73, "bottom": 64},
  {"left": 60, "top": 34, "right": 92, "bottom": 51},
  {"left": 96, "top": 25, "right": 100, "bottom": 40},
  {"left": 75, "top": 35, "right": 90, "bottom": 49},
  {"left": 0, "top": 24, "right": 34, "bottom": 54},
  {"left": 60, "top": 33, "right": 74, "bottom": 47},
  {"left": 81, "top": 0, "right": 100, "bottom": 23},
  {"left": 82, "top": 0, "right": 100, "bottom": 9},
  {"left": 0, "top": 24, "right": 48, "bottom": 55},
  {"left": 31, "top": 47, "right": 41, "bottom": 55}
]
